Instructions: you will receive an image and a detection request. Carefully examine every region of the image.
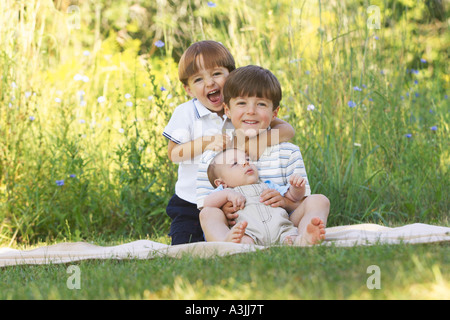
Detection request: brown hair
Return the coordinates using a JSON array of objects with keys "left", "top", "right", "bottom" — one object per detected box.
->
[
  {"left": 178, "top": 40, "right": 236, "bottom": 85},
  {"left": 223, "top": 65, "right": 282, "bottom": 109}
]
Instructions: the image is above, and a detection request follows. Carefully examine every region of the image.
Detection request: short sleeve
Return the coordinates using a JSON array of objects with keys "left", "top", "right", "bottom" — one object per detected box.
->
[{"left": 163, "top": 103, "right": 193, "bottom": 144}]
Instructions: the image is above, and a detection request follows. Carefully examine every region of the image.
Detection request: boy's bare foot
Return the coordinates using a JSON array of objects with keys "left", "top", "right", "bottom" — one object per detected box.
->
[
  {"left": 225, "top": 221, "right": 248, "bottom": 243},
  {"left": 295, "top": 217, "right": 326, "bottom": 245}
]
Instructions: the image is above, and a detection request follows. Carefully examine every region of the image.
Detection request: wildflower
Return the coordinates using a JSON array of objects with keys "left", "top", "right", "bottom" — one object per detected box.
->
[
  {"left": 354, "top": 143, "right": 361, "bottom": 147},
  {"left": 70, "top": 174, "right": 76, "bottom": 178},
  {"left": 207, "top": 2, "right": 217, "bottom": 7},
  {"left": 55, "top": 97, "right": 61, "bottom": 103},
  {"left": 74, "top": 74, "right": 83, "bottom": 81},
  {"left": 420, "top": 58, "right": 427, "bottom": 63},
  {"left": 148, "top": 95, "right": 153, "bottom": 101},
  {"left": 368, "top": 98, "right": 374, "bottom": 102},
  {"left": 82, "top": 75, "right": 89, "bottom": 82},
  {"left": 305, "top": 70, "right": 311, "bottom": 75},
  {"left": 83, "top": 50, "right": 90, "bottom": 56},
  {"left": 404, "top": 133, "right": 412, "bottom": 138},
  {"left": 56, "top": 180, "right": 65, "bottom": 186},
  {"left": 160, "top": 86, "right": 167, "bottom": 91},
  {"left": 97, "top": 96, "right": 106, "bottom": 103},
  {"left": 154, "top": 40, "right": 165, "bottom": 48},
  {"left": 353, "top": 86, "right": 362, "bottom": 91},
  {"left": 119, "top": 128, "right": 125, "bottom": 133},
  {"left": 79, "top": 119, "right": 86, "bottom": 124},
  {"left": 414, "top": 80, "right": 418, "bottom": 85},
  {"left": 444, "top": 95, "right": 448, "bottom": 100},
  {"left": 124, "top": 93, "right": 131, "bottom": 99},
  {"left": 430, "top": 126, "right": 437, "bottom": 131},
  {"left": 374, "top": 35, "right": 379, "bottom": 40},
  {"left": 307, "top": 104, "right": 315, "bottom": 111},
  {"left": 25, "top": 91, "right": 32, "bottom": 98},
  {"left": 348, "top": 101, "right": 356, "bottom": 108},
  {"left": 126, "top": 101, "right": 133, "bottom": 107},
  {"left": 29, "top": 116, "right": 36, "bottom": 121}
]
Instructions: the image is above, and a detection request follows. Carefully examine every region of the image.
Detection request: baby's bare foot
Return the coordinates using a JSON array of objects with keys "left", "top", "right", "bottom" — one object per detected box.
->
[
  {"left": 225, "top": 221, "right": 248, "bottom": 243},
  {"left": 295, "top": 217, "right": 326, "bottom": 245}
]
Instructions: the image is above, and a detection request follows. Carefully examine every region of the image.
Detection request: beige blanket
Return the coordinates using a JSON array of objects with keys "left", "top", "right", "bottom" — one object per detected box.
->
[{"left": 1, "top": 223, "right": 449, "bottom": 267}]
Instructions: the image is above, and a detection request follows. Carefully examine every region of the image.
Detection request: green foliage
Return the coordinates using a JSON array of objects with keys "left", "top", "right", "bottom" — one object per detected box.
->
[{"left": 0, "top": 0, "right": 448, "bottom": 244}]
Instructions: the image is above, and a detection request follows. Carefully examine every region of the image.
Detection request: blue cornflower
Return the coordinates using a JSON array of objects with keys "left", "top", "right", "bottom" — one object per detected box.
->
[
  {"left": 29, "top": 116, "right": 35, "bottom": 121},
  {"left": 160, "top": 86, "right": 167, "bottom": 91},
  {"left": 404, "top": 133, "right": 412, "bottom": 138},
  {"left": 154, "top": 40, "right": 165, "bottom": 48},
  {"left": 348, "top": 101, "right": 356, "bottom": 108},
  {"left": 207, "top": 2, "right": 217, "bottom": 7},
  {"left": 414, "top": 80, "right": 418, "bottom": 85},
  {"left": 70, "top": 174, "right": 76, "bottom": 178},
  {"left": 430, "top": 126, "right": 437, "bottom": 131},
  {"left": 353, "top": 86, "right": 362, "bottom": 91},
  {"left": 56, "top": 180, "right": 65, "bottom": 186},
  {"left": 420, "top": 58, "right": 427, "bottom": 63}
]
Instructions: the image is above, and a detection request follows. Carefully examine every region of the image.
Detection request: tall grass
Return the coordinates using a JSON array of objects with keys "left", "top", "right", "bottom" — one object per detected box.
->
[{"left": 0, "top": 0, "right": 448, "bottom": 245}]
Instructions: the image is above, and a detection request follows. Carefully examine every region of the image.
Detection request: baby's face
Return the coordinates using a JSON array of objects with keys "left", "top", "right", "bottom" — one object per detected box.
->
[{"left": 215, "top": 149, "right": 259, "bottom": 188}]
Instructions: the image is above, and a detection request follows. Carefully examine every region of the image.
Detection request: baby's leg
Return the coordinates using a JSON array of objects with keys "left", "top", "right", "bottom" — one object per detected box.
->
[{"left": 200, "top": 207, "right": 254, "bottom": 244}]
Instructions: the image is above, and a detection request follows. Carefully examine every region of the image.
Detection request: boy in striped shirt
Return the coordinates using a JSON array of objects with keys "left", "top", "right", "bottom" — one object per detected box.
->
[{"left": 196, "top": 65, "right": 330, "bottom": 244}]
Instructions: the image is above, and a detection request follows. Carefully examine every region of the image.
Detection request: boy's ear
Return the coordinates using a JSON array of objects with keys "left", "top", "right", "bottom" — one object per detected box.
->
[
  {"left": 272, "top": 106, "right": 280, "bottom": 120},
  {"left": 224, "top": 104, "right": 231, "bottom": 117},
  {"left": 183, "top": 84, "right": 194, "bottom": 98}
]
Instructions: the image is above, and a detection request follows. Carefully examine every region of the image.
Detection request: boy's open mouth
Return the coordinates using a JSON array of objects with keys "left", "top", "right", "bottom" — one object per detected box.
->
[{"left": 207, "top": 89, "right": 221, "bottom": 104}]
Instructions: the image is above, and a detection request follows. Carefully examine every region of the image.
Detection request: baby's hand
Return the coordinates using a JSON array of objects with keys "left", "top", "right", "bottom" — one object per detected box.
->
[
  {"left": 227, "top": 190, "right": 246, "bottom": 211},
  {"left": 289, "top": 174, "right": 306, "bottom": 189}
]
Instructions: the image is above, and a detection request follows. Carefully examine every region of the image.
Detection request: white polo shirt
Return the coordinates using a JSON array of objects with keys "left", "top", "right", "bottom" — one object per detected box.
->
[{"left": 163, "top": 98, "right": 234, "bottom": 204}]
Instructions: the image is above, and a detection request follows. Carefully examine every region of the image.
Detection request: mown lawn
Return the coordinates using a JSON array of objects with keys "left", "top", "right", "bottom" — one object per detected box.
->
[{"left": 1, "top": 241, "right": 448, "bottom": 300}]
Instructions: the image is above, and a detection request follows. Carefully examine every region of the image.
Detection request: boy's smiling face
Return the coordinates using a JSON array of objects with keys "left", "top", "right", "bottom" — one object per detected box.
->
[
  {"left": 184, "top": 55, "right": 229, "bottom": 116},
  {"left": 224, "top": 96, "right": 279, "bottom": 137}
]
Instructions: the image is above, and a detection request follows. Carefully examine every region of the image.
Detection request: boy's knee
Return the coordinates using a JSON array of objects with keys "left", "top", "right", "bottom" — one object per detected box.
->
[{"left": 308, "top": 194, "right": 330, "bottom": 210}]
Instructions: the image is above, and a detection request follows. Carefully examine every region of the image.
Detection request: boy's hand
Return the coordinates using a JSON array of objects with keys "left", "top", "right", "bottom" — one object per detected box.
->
[
  {"left": 221, "top": 201, "right": 240, "bottom": 226},
  {"left": 205, "top": 134, "right": 232, "bottom": 152},
  {"left": 259, "top": 189, "right": 286, "bottom": 208},
  {"left": 289, "top": 174, "right": 306, "bottom": 189}
]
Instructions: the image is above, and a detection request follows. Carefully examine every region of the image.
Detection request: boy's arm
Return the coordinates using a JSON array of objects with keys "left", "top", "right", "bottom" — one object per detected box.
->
[
  {"left": 270, "top": 117, "right": 295, "bottom": 143},
  {"left": 246, "top": 118, "right": 295, "bottom": 159},
  {"left": 168, "top": 134, "right": 231, "bottom": 163}
]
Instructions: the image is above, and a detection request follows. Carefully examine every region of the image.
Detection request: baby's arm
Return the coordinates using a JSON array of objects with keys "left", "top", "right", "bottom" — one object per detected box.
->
[
  {"left": 203, "top": 189, "right": 246, "bottom": 211},
  {"left": 168, "top": 134, "right": 231, "bottom": 162},
  {"left": 284, "top": 174, "right": 307, "bottom": 203}
]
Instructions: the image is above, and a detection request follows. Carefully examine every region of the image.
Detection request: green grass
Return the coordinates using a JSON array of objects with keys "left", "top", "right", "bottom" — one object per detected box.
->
[{"left": 1, "top": 242, "right": 449, "bottom": 299}]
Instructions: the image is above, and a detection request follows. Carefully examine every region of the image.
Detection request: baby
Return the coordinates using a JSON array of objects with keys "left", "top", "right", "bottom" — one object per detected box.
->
[{"left": 200, "top": 148, "right": 326, "bottom": 246}]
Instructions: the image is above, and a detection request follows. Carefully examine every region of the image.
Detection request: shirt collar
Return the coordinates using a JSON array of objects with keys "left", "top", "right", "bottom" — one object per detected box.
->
[{"left": 193, "top": 98, "right": 213, "bottom": 119}]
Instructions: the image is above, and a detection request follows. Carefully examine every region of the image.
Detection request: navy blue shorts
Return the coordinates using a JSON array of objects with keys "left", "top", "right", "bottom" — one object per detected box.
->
[{"left": 166, "top": 194, "right": 205, "bottom": 245}]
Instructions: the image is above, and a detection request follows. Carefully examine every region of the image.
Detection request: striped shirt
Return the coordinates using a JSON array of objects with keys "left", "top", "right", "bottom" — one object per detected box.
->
[{"left": 196, "top": 142, "right": 311, "bottom": 208}]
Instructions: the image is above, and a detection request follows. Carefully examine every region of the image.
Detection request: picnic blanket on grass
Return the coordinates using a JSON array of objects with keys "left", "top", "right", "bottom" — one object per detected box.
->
[{"left": 1, "top": 223, "right": 449, "bottom": 267}]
